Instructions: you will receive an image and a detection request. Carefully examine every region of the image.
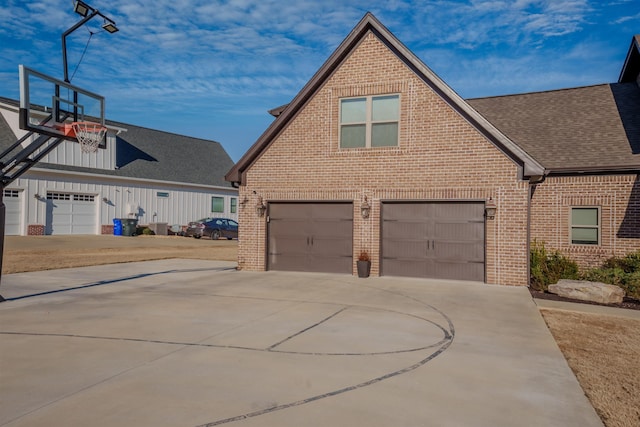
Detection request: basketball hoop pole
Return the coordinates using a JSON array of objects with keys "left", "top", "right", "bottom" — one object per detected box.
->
[{"left": 62, "top": 2, "right": 118, "bottom": 83}]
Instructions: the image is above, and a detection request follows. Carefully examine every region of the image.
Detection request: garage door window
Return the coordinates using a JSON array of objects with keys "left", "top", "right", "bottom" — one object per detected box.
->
[
  {"left": 340, "top": 95, "right": 399, "bottom": 148},
  {"left": 571, "top": 207, "right": 599, "bottom": 245}
]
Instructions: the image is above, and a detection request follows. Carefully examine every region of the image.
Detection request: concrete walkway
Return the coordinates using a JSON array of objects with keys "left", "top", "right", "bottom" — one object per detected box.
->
[{"left": 0, "top": 260, "right": 602, "bottom": 427}]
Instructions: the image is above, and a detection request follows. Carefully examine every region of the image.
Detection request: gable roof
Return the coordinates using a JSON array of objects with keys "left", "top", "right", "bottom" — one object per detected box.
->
[
  {"left": 619, "top": 35, "right": 640, "bottom": 83},
  {"left": 0, "top": 97, "right": 235, "bottom": 188},
  {"left": 469, "top": 83, "right": 640, "bottom": 173},
  {"left": 225, "top": 12, "right": 544, "bottom": 185}
]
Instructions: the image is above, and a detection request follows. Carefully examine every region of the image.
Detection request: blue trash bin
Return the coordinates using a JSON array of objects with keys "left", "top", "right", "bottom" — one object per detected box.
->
[{"left": 113, "top": 218, "right": 122, "bottom": 236}]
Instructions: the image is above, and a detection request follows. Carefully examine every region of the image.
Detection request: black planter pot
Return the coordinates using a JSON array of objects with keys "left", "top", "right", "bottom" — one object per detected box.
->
[{"left": 357, "top": 260, "right": 371, "bottom": 278}]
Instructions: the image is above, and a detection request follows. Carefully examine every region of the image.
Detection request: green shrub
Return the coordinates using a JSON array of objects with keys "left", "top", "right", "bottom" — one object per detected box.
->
[
  {"left": 582, "top": 251, "right": 640, "bottom": 300},
  {"left": 530, "top": 241, "right": 579, "bottom": 291}
]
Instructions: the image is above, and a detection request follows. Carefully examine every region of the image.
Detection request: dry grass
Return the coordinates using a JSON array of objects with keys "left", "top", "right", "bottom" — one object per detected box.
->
[
  {"left": 541, "top": 309, "right": 640, "bottom": 427},
  {"left": 2, "top": 235, "right": 238, "bottom": 274}
]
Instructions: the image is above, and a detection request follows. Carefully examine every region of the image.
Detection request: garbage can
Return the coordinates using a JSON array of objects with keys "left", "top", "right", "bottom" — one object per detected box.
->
[
  {"left": 113, "top": 218, "right": 122, "bottom": 236},
  {"left": 122, "top": 218, "right": 138, "bottom": 236}
]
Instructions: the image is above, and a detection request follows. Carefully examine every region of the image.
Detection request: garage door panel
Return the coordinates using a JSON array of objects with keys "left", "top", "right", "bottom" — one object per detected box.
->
[
  {"left": 383, "top": 221, "right": 430, "bottom": 239},
  {"left": 4, "top": 190, "right": 22, "bottom": 235},
  {"left": 435, "top": 240, "right": 484, "bottom": 262},
  {"left": 47, "top": 193, "right": 96, "bottom": 235},
  {"left": 383, "top": 259, "right": 433, "bottom": 278},
  {"left": 268, "top": 203, "right": 353, "bottom": 274},
  {"left": 311, "top": 236, "right": 352, "bottom": 257},
  {"left": 382, "top": 202, "right": 485, "bottom": 282},
  {"left": 383, "top": 239, "right": 429, "bottom": 259},
  {"left": 383, "top": 203, "right": 429, "bottom": 221}
]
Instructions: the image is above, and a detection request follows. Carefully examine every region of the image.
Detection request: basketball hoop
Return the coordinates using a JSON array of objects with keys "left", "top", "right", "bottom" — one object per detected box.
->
[{"left": 71, "top": 122, "right": 107, "bottom": 153}]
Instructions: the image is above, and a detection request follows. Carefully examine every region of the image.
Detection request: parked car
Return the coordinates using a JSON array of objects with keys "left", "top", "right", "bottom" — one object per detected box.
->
[{"left": 184, "top": 218, "right": 238, "bottom": 240}]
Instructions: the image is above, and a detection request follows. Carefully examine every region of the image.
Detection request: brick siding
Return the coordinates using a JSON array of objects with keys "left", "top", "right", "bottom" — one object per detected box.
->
[
  {"left": 27, "top": 224, "right": 45, "bottom": 235},
  {"left": 531, "top": 174, "right": 640, "bottom": 268},
  {"left": 238, "top": 32, "right": 531, "bottom": 286}
]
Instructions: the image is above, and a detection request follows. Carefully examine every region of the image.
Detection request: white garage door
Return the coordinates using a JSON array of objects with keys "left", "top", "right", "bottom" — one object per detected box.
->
[
  {"left": 4, "top": 189, "right": 22, "bottom": 235},
  {"left": 46, "top": 192, "right": 97, "bottom": 235}
]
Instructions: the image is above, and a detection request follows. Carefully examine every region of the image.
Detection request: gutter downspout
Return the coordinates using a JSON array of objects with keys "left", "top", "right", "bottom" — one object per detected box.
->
[{"left": 527, "top": 174, "right": 546, "bottom": 287}]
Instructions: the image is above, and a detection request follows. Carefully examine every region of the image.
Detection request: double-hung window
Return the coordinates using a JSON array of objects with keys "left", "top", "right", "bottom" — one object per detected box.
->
[
  {"left": 340, "top": 94, "right": 399, "bottom": 148},
  {"left": 570, "top": 207, "right": 600, "bottom": 245}
]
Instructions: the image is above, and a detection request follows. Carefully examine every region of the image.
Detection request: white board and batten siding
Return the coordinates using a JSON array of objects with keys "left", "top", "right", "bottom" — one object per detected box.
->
[{"left": 7, "top": 171, "right": 238, "bottom": 235}]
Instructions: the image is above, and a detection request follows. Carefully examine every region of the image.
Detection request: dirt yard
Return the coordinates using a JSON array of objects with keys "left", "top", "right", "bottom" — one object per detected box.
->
[{"left": 2, "top": 235, "right": 638, "bottom": 427}]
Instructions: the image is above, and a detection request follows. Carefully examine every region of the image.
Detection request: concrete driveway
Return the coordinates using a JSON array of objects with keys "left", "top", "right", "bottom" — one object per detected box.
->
[{"left": 0, "top": 259, "right": 602, "bottom": 427}]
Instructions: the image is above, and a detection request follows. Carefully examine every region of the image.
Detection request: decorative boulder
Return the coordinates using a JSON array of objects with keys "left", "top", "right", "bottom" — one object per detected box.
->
[{"left": 548, "top": 279, "right": 625, "bottom": 304}]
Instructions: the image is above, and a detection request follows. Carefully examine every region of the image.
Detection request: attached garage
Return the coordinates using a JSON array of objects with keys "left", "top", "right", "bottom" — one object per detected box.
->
[
  {"left": 4, "top": 189, "right": 22, "bottom": 236},
  {"left": 381, "top": 202, "right": 485, "bottom": 281},
  {"left": 268, "top": 203, "right": 353, "bottom": 274},
  {"left": 46, "top": 192, "right": 97, "bottom": 235}
]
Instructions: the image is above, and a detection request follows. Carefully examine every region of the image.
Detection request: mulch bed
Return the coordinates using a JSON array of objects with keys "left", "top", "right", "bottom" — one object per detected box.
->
[{"left": 529, "top": 288, "right": 640, "bottom": 311}]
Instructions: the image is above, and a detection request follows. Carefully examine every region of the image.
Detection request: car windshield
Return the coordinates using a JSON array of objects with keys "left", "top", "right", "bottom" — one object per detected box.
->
[{"left": 228, "top": 220, "right": 238, "bottom": 227}]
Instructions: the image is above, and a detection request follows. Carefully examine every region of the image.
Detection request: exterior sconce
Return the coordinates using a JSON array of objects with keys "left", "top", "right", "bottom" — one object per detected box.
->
[
  {"left": 361, "top": 196, "right": 371, "bottom": 219},
  {"left": 102, "top": 197, "right": 109, "bottom": 203},
  {"left": 485, "top": 197, "right": 497, "bottom": 219},
  {"left": 34, "top": 193, "right": 41, "bottom": 199},
  {"left": 256, "top": 197, "right": 266, "bottom": 217}
]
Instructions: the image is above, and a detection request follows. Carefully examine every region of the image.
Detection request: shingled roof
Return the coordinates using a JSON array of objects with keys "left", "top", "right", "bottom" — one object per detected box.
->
[
  {"left": 0, "top": 97, "right": 235, "bottom": 188},
  {"left": 468, "top": 83, "right": 640, "bottom": 173}
]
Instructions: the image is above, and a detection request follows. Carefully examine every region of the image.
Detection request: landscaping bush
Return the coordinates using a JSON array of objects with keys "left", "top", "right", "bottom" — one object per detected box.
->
[
  {"left": 135, "top": 226, "right": 155, "bottom": 236},
  {"left": 530, "top": 241, "right": 579, "bottom": 291},
  {"left": 531, "top": 244, "right": 640, "bottom": 300},
  {"left": 582, "top": 250, "right": 640, "bottom": 300}
]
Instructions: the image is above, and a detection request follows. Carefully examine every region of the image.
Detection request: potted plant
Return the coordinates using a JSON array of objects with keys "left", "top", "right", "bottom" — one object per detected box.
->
[{"left": 357, "top": 251, "right": 371, "bottom": 278}]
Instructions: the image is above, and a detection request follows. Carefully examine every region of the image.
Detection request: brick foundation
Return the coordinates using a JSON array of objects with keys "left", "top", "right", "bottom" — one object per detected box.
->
[{"left": 27, "top": 224, "right": 45, "bottom": 235}]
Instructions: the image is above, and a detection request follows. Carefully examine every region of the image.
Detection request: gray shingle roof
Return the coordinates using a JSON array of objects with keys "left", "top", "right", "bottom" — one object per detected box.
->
[
  {"left": 468, "top": 83, "right": 640, "bottom": 173},
  {"left": 0, "top": 97, "right": 235, "bottom": 188}
]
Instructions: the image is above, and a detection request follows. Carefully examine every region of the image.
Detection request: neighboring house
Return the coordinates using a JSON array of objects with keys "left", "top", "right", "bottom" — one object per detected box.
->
[
  {"left": 0, "top": 97, "right": 238, "bottom": 235},
  {"left": 226, "top": 13, "right": 639, "bottom": 286}
]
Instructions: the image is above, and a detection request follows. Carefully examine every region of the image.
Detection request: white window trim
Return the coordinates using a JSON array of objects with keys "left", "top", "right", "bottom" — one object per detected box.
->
[
  {"left": 569, "top": 206, "right": 601, "bottom": 246},
  {"left": 339, "top": 94, "right": 400, "bottom": 149}
]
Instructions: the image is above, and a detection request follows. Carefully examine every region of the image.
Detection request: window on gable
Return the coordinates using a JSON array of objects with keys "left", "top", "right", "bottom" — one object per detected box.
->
[
  {"left": 571, "top": 207, "right": 600, "bottom": 245},
  {"left": 340, "top": 95, "right": 399, "bottom": 148},
  {"left": 212, "top": 196, "right": 224, "bottom": 213}
]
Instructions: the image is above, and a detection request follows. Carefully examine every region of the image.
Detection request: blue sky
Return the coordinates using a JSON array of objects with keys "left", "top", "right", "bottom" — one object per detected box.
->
[{"left": 1, "top": 0, "right": 638, "bottom": 162}]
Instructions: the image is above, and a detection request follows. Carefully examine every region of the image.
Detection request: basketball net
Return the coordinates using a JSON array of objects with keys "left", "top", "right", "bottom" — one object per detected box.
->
[{"left": 71, "top": 122, "right": 107, "bottom": 153}]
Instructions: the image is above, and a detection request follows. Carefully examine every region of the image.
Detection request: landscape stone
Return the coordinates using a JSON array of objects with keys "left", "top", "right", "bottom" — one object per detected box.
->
[{"left": 548, "top": 279, "right": 625, "bottom": 304}]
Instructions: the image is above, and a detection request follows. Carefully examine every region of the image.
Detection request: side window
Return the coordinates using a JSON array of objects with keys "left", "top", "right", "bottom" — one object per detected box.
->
[
  {"left": 570, "top": 207, "right": 599, "bottom": 245},
  {"left": 212, "top": 196, "right": 224, "bottom": 213},
  {"left": 230, "top": 197, "right": 237, "bottom": 213},
  {"left": 340, "top": 94, "right": 399, "bottom": 148}
]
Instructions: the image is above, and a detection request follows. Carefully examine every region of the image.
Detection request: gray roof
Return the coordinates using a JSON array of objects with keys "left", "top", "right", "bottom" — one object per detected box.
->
[
  {"left": 0, "top": 97, "right": 235, "bottom": 188},
  {"left": 468, "top": 83, "right": 640, "bottom": 173}
]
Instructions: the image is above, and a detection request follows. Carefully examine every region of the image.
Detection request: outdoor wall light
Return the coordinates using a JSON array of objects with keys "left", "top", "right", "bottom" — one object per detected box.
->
[
  {"left": 34, "top": 193, "right": 41, "bottom": 200},
  {"left": 485, "top": 197, "right": 497, "bottom": 219},
  {"left": 102, "top": 197, "right": 109, "bottom": 203},
  {"left": 256, "top": 197, "right": 266, "bottom": 217},
  {"left": 361, "top": 196, "right": 371, "bottom": 219},
  {"left": 73, "top": 1, "right": 90, "bottom": 17}
]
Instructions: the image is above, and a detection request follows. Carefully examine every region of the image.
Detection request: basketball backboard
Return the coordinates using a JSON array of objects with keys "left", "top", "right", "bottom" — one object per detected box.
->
[{"left": 18, "top": 65, "right": 105, "bottom": 143}]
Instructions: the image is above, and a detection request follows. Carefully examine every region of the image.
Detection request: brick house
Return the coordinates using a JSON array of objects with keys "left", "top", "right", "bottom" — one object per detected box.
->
[{"left": 226, "top": 13, "right": 639, "bottom": 286}]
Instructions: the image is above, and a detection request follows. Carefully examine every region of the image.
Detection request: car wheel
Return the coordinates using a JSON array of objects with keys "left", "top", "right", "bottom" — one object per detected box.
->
[
  {"left": 194, "top": 235, "right": 201, "bottom": 239},
  {"left": 212, "top": 230, "right": 221, "bottom": 240}
]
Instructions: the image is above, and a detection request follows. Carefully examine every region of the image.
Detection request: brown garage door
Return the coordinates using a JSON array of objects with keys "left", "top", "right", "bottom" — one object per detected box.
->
[
  {"left": 268, "top": 203, "right": 353, "bottom": 274},
  {"left": 382, "top": 202, "right": 485, "bottom": 281}
]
